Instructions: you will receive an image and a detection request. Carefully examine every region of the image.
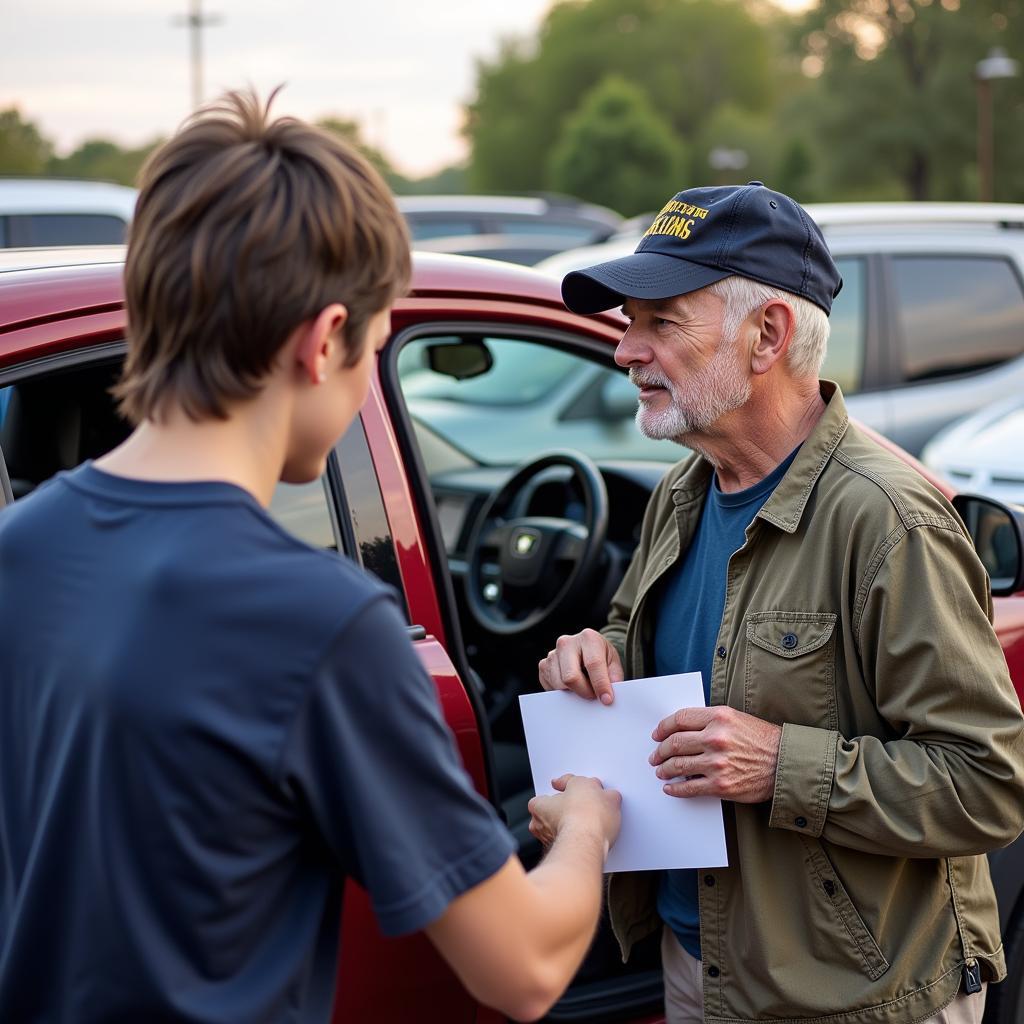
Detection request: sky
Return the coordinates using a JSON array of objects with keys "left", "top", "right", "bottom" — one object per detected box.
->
[{"left": 2, "top": 0, "right": 813, "bottom": 178}]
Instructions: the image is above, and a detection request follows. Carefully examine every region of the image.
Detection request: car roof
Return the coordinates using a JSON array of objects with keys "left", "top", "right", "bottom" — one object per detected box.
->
[
  {"left": 0, "top": 248, "right": 576, "bottom": 337},
  {"left": 803, "top": 201, "right": 1024, "bottom": 231},
  {"left": 0, "top": 178, "right": 138, "bottom": 219},
  {"left": 397, "top": 194, "right": 622, "bottom": 227}
]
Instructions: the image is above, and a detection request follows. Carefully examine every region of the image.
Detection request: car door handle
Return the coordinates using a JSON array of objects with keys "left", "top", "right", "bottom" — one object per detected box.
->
[{"left": 406, "top": 624, "right": 427, "bottom": 641}]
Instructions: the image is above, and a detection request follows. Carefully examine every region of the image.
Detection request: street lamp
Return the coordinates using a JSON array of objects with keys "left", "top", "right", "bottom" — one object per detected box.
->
[{"left": 975, "top": 47, "right": 1019, "bottom": 203}]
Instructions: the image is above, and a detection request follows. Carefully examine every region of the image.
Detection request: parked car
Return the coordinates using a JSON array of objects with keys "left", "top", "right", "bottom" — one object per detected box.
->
[
  {"left": 412, "top": 232, "right": 604, "bottom": 266},
  {"left": 1, "top": 248, "right": 1023, "bottom": 1024},
  {"left": 923, "top": 395, "right": 1024, "bottom": 507},
  {"left": 399, "top": 193, "right": 622, "bottom": 250},
  {"left": 0, "top": 178, "right": 137, "bottom": 248},
  {"left": 540, "top": 202, "right": 1024, "bottom": 456}
]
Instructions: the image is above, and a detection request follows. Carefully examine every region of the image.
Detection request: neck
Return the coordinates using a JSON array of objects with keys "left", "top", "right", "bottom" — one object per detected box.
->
[
  {"left": 95, "top": 387, "right": 290, "bottom": 507},
  {"left": 684, "top": 378, "right": 825, "bottom": 493}
]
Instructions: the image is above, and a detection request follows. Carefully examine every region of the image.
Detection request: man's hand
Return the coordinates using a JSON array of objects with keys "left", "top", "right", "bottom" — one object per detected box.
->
[
  {"left": 649, "top": 706, "right": 782, "bottom": 803},
  {"left": 528, "top": 774, "right": 622, "bottom": 853},
  {"left": 538, "top": 629, "right": 624, "bottom": 705}
]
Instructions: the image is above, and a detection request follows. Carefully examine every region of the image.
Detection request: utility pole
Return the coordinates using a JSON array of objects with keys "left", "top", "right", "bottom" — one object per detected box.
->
[{"left": 173, "top": 0, "right": 223, "bottom": 112}]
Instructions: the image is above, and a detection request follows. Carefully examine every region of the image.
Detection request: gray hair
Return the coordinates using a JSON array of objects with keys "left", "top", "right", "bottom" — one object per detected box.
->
[{"left": 706, "top": 275, "right": 830, "bottom": 378}]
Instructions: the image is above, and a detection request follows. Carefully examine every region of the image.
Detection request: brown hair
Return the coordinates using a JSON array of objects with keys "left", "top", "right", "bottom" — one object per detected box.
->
[{"left": 115, "top": 88, "right": 411, "bottom": 423}]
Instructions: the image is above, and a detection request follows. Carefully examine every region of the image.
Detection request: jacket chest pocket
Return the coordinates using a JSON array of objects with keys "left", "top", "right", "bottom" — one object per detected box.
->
[{"left": 743, "top": 611, "right": 838, "bottom": 730}]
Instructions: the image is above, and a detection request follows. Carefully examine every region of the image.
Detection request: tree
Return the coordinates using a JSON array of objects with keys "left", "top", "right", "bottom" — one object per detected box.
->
[
  {"left": 0, "top": 108, "right": 53, "bottom": 176},
  {"left": 466, "top": 0, "right": 778, "bottom": 193},
  {"left": 548, "top": 75, "right": 687, "bottom": 215},
  {"left": 316, "top": 116, "right": 404, "bottom": 188},
  {"left": 692, "top": 103, "right": 780, "bottom": 187},
  {"left": 795, "top": 0, "right": 1024, "bottom": 201},
  {"left": 48, "top": 138, "right": 161, "bottom": 186}
]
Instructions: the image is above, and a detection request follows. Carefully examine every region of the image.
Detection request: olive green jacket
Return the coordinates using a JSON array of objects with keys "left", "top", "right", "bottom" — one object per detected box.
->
[{"left": 602, "top": 383, "right": 1024, "bottom": 1023}]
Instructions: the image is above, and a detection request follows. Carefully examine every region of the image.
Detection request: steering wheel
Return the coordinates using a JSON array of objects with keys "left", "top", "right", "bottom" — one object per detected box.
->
[{"left": 465, "top": 450, "right": 609, "bottom": 636}]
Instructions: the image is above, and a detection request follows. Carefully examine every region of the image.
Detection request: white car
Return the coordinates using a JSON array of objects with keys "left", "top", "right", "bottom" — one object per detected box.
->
[
  {"left": 0, "top": 179, "right": 138, "bottom": 248},
  {"left": 923, "top": 396, "right": 1024, "bottom": 506},
  {"left": 539, "top": 202, "right": 1024, "bottom": 455}
]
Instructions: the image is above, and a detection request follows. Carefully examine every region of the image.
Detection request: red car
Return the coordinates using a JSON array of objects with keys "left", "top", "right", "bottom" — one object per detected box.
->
[{"left": 1, "top": 248, "right": 1023, "bottom": 1024}]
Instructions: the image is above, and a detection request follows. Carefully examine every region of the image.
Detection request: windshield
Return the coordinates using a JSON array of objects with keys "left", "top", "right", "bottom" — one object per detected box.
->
[
  {"left": 399, "top": 340, "right": 579, "bottom": 407},
  {"left": 397, "top": 336, "right": 681, "bottom": 465}
]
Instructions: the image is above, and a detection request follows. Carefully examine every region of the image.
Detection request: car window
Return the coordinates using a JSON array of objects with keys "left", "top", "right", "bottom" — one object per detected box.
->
[
  {"left": 334, "top": 414, "right": 409, "bottom": 616},
  {"left": 400, "top": 339, "right": 579, "bottom": 406},
  {"left": 0, "top": 361, "right": 339, "bottom": 553},
  {"left": 406, "top": 218, "right": 480, "bottom": 241},
  {"left": 491, "top": 219, "right": 599, "bottom": 243},
  {"left": 397, "top": 334, "right": 679, "bottom": 464},
  {"left": 821, "top": 257, "right": 864, "bottom": 395},
  {"left": 5, "top": 214, "right": 127, "bottom": 247},
  {"left": 891, "top": 256, "right": 1024, "bottom": 382},
  {"left": 266, "top": 479, "right": 337, "bottom": 549}
]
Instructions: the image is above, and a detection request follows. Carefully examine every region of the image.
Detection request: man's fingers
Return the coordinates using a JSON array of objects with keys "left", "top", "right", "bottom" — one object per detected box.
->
[
  {"left": 607, "top": 643, "right": 625, "bottom": 684},
  {"left": 582, "top": 649, "right": 614, "bottom": 705},
  {"left": 581, "top": 629, "right": 620, "bottom": 705},
  {"left": 555, "top": 636, "right": 595, "bottom": 700},
  {"left": 662, "top": 776, "right": 712, "bottom": 799},
  {"left": 649, "top": 728, "right": 704, "bottom": 765},
  {"left": 654, "top": 755, "right": 704, "bottom": 780},
  {"left": 551, "top": 773, "right": 573, "bottom": 792},
  {"left": 651, "top": 705, "right": 715, "bottom": 741}
]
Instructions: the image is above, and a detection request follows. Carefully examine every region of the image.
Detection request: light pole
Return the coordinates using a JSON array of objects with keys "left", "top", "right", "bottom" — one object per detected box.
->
[
  {"left": 173, "top": 0, "right": 223, "bottom": 112},
  {"left": 975, "top": 47, "right": 1019, "bottom": 203}
]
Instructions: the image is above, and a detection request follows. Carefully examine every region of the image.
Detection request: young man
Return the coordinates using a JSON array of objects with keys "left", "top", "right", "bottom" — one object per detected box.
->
[{"left": 0, "top": 91, "right": 620, "bottom": 1024}]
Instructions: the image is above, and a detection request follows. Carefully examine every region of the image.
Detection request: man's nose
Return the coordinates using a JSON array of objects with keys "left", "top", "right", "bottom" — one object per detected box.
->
[{"left": 614, "top": 323, "right": 649, "bottom": 368}]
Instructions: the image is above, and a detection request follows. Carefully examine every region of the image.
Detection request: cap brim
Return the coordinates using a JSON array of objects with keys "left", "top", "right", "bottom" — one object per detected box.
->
[{"left": 561, "top": 252, "right": 731, "bottom": 314}]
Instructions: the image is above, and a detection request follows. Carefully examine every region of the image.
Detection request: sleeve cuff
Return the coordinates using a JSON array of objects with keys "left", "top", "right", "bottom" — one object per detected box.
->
[{"left": 769, "top": 722, "right": 838, "bottom": 837}]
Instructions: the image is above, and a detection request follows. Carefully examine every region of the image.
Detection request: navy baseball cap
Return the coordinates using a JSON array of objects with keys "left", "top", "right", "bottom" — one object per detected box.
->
[{"left": 562, "top": 181, "right": 842, "bottom": 316}]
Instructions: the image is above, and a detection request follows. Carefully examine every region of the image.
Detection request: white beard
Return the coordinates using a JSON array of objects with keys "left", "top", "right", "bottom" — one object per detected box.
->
[{"left": 630, "top": 339, "right": 751, "bottom": 444}]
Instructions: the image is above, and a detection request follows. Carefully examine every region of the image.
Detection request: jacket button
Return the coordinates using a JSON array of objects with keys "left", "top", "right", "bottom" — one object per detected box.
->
[
  {"left": 823, "top": 879, "right": 837, "bottom": 897},
  {"left": 716, "top": 646, "right": 727, "bottom": 659},
  {"left": 795, "top": 816, "right": 808, "bottom": 828},
  {"left": 781, "top": 632, "right": 798, "bottom": 649},
  {"left": 707, "top": 965, "right": 720, "bottom": 978},
  {"left": 703, "top": 874, "right": 715, "bottom": 887}
]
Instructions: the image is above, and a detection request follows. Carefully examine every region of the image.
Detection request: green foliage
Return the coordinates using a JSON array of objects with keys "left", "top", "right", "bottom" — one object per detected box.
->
[
  {"left": 548, "top": 75, "right": 686, "bottom": 215},
  {"left": 692, "top": 104, "right": 780, "bottom": 186},
  {"left": 467, "top": 0, "right": 776, "bottom": 194},
  {"left": 316, "top": 116, "right": 398, "bottom": 183},
  {"left": 393, "top": 164, "right": 468, "bottom": 196},
  {"left": 795, "top": 0, "right": 1024, "bottom": 201},
  {"left": 0, "top": 108, "right": 53, "bottom": 175},
  {"left": 47, "top": 138, "right": 162, "bottom": 186}
]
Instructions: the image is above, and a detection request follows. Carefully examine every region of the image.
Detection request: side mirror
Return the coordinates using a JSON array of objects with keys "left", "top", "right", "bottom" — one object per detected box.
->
[
  {"left": 598, "top": 371, "right": 638, "bottom": 421},
  {"left": 425, "top": 338, "right": 493, "bottom": 381},
  {"left": 952, "top": 493, "right": 1024, "bottom": 597}
]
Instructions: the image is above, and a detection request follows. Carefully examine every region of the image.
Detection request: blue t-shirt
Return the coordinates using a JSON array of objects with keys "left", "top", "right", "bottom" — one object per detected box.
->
[
  {"left": 0, "top": 463, "right": 515, "bottom": 1023},
  {"left": 654, "top": 448, "right": 799, "bottom": 960}
]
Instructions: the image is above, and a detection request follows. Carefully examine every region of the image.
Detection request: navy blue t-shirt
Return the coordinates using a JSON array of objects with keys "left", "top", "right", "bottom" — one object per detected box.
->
[
  {"left": 654, "top": 448, "right": 799, "bottom": 960},
  {"left": 0, "top": 463, "right": 515, "bottom": 1023}
]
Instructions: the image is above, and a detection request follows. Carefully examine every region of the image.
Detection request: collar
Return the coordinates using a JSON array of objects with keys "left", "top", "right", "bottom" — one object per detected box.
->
[{"left": 669, "top": 380, "right": 849, "bottom": 534}]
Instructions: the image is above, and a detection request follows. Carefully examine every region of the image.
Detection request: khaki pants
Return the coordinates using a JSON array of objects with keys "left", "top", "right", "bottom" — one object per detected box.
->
[{"left": 660, "top": 926, "right": 988, "bottom": 1024}]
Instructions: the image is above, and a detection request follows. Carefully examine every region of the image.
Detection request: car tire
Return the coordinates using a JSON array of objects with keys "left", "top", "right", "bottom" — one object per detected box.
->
[{"left": 985, "top": 903, "right": 1024, "bottom": 1023}]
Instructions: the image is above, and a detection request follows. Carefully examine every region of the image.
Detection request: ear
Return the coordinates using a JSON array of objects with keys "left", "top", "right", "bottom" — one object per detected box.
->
[
  {"left": 750, "top": 299, "right": 795, "bottom": 376},
  {"left": 294, "top": 303, "right": 349, "bottom": 385}
]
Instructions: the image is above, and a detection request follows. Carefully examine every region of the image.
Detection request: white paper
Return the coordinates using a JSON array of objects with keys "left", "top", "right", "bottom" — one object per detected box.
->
[{"left": 518, "top": 674, "right": 728, "bottom": 873}]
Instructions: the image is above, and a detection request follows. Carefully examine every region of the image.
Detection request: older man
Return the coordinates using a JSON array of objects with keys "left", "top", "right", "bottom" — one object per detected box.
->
[{"left": 538, "top": 182, "right": 1024, "bottom": 1024}]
